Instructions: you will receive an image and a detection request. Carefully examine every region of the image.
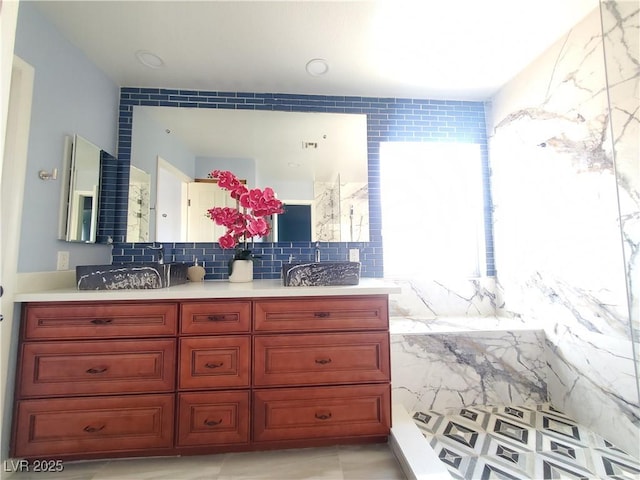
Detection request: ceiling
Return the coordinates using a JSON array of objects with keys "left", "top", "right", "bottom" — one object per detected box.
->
[{"left": 34, "top": 0, "right": 598, "bottom": 101}]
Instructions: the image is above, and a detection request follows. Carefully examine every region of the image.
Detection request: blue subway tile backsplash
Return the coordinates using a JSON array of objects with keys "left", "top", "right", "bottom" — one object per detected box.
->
[{"left": 114, "top": 89, "right": 494, "bottom": 279}]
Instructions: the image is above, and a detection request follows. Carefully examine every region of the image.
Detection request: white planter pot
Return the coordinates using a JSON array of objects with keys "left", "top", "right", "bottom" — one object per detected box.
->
[{"left": 229, "top": 259, "right": 253, "bottom": 283}]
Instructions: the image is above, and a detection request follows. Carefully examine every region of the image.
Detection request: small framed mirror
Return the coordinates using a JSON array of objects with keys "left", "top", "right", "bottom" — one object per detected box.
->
[{"left": 59, "top": 134, "right": 101, "bottom": 243}]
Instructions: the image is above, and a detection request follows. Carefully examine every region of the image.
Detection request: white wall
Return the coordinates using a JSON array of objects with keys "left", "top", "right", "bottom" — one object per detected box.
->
[{"left": 13, "top": 2, "right": 119, "bottom": 272}]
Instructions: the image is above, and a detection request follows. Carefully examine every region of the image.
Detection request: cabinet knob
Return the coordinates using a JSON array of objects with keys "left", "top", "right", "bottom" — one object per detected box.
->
[
  {"left": 313, "top": 312, "right": 331, "bottom": 318},
  {"left": 315, "top": 412, "right": 332, "bottom": 420},
  {"left": 86, "top": 367, "right": 108, "bottom": 374},
  {"left": 90, "top": 318, "right": 113, "bottom": 325},
  {"left": 204, "top": 362, "right": 224, "bottom": 369},
  {"left": 315, "top": 358, "right": 332, "bottom": 365},
  {"left": 204, "top": 418, "right": 222, "bottom": 427}
]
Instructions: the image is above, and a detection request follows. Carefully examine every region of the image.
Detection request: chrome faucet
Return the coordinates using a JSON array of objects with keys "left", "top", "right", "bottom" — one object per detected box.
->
[
  {"left": 148, "top": 244, "right": 164, "bottom": 264},
  {"left": 314, "top": 242, "right": 321, "bottom": 262}
]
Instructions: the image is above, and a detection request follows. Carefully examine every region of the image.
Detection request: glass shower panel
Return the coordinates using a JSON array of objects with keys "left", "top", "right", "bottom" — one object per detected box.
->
[{"left": 600, "top": 0, "right": 640, "bottom": 399}]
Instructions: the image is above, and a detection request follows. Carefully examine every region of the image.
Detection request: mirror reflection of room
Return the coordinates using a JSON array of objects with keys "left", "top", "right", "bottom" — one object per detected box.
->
[
  {"left": 62, "top": 135, "right": 101, "bottom": 243},
  {"left": 126, "top": 166, "right": 151, "bottom": 242},
  {"left": 128, "top": 107, "right": 369, "bottom": 243}
]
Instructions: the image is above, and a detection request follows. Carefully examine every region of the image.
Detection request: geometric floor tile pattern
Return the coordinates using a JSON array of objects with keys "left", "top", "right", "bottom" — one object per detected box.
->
[{"left": 413, "top": 403, "right": 640, "bottom": 480}]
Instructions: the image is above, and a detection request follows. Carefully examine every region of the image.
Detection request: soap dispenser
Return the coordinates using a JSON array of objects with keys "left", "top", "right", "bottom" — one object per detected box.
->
[{"left": 187, "top": 258, "right": 206, "bottom": 282}]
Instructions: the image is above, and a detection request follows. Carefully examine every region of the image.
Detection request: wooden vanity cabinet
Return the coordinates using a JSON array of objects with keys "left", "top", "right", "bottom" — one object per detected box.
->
[
  {"left": 12, "top": 294, "right": 391, "bottom": 460},
  {"left": 13, "top": 301, "right": 178, "bottom": 459},
  {"left": 251, "top": 296, "right": 391, "bottom": 446},
  {"left": 176, "top": 300, "right": 252, "bottom": 448}
]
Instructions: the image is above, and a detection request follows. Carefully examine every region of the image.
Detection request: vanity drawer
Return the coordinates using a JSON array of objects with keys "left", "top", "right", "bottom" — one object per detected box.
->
[
  {"left": 22, "top": 302, "right": 178, "bottom": 340},
  {"left": 253, "top": 296, "right": 388, "bottom": 332},
  {"left": 253, "top": 332, "right": 390, "bottom": 387},
  {"left": 177, "top": 391, "right": 250, "bottom": 446},
  {"left": 181, "top": 301, "right": 251, "bottom": 334},
  {"left": 12, "top": 394, "right": 174, "bottom": 458},
  {"left": 179, "top": 336, "right": 250, "bottom": 390},
  {"left": 253, "top": 385, "right": 390, "bottom": 443},
  {"left": 19, "top": 339, "right": 176, "bottom": 397}
]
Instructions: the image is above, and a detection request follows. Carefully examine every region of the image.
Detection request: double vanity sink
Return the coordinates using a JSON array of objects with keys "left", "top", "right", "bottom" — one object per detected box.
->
[
  {"left": 76, "top": 261, "right": 361, "bottom": 290},
  {"left": 76, "top": 263, "right": 190, "bottom": 290},
  {"left": 281, "top": 261, "right": 361, "bottom": 287}
]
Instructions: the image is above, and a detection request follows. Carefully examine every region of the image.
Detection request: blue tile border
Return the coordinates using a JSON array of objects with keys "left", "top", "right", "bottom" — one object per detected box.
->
[{"left": 114, "top": 89, "right": 494, "bottom": 279}]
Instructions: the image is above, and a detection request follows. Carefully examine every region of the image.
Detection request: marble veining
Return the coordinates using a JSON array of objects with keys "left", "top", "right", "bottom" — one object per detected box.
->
[
  {"left": 391, "top": 329, "right": 547, "bottom": 414},
  {"left": 487, "top": 2, "right": 639, "bottom": 456}
]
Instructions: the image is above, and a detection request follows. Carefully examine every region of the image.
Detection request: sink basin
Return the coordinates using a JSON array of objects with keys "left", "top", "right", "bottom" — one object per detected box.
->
[
  {"left": 282, "top": 261, "right": 361, "bottom": 287},
  {"left": 76, "top": 263, "right": 189, "bottom": 290}
]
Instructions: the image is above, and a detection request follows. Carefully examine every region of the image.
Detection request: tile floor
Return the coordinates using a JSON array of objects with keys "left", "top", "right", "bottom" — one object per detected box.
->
[
  {"left": 412, "top": 403, "right": 640, "bottom": 480},
  {"left": 2, "top": 443, "right": 407, "bottom": 480}
]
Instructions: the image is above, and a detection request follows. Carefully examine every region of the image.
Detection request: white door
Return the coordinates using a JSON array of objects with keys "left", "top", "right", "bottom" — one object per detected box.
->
[
  {"left": 155, "top": 157, "right": 190, "bottom": 242},
  {"left": 187, "top": 181, "right": 230, "bottom": 242}
]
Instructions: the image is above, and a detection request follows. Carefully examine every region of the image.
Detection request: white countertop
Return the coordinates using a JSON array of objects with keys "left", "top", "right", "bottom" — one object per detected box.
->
[{"left": 14, "top": 278, "right": 401, "bottom": 302}]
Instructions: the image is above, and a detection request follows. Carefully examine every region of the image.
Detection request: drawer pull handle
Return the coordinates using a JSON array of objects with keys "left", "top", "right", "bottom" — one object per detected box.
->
[
  {"left": 207, "top": 315, "right": 226, "bottom": 322},
  {"left": 83, "top": 425, "right": 105, "bottom": 433},
  {"left": 313, "top": 312, "right": 331, "bottom": 318},
  {"left": 90, "top": 318, "right": 113, "bottom": 325},
  {"left": 315, "top": 412, "right": 332, "bottom": 420},
  {"left": 315, "top": 358, "right": 332, "bottom": 365},
  {"left": 204, "top": 362, "right": 224, "bottom": 369},
  {"left": 86, "top": 367, "right": 108, "bottom": 374},
  {"left": 204, "top": 418, "right": 222, "bottom": 427}
]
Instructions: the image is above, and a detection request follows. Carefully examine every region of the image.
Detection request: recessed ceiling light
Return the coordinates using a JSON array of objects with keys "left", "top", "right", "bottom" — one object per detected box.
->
[
  {"left": 306, "top": 58, "right": 329, "bottom": 76},
  {"left": 136, "top": 50, "right": 165, "bottom": 69}
]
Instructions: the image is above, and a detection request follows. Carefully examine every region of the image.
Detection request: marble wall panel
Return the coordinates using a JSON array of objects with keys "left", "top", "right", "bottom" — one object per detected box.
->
[
  {"left": 601, "top": 0, "right": 640, "bottom": 391},
  {"left": 391, "top": 330, "right": 547, "bottom": 414},
  {"left": 487, "top": 3, "right": 639, "bottom": 454},
  {"left": 388, "top": 278, "right": 498, "bottom": 321}
]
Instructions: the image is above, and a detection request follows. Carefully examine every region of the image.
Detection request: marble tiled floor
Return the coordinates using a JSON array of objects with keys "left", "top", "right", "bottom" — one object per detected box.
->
[
  {"left": 3, "top": 443, "right": 406, "bottom": 480},
  {"left": 413, "top": 403, "right": 640, "bottom": 480}
]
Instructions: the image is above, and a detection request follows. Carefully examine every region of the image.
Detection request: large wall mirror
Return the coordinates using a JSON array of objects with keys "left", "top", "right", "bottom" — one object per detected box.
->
[{"left": 128, "top": 107, "right": 369, "bottom": 243}]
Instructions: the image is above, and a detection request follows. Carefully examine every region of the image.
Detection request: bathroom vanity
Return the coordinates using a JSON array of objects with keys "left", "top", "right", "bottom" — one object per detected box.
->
[{"left": 11, "top": 280, "right": 395, "bottom": 461}]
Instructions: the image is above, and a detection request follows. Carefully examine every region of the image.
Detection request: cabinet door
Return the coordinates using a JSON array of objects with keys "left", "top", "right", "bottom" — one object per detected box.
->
[
  {"left": 253, "top": 332, "right": 390, "bottom": 387},
  {"left": 23, "top": 302, "right": 178, "bottom": 340},
  {"left": 253, "top": 385, "right": 390, "bottom": 443},
  {"left": 181, "top": 301, "right": 251, "bottom": 334},
  {"left": 179, "top": 336, "right": 250, "bottom": 390},
  {"left": 253, "top": 296, "right": 388, "bottom": 332},
  {"left": 19, "top": 339, "right": 176, "bottom": 397},
  {"left": 177, "top": 391, "right": 250, "bottom": 446},
  {"left": 13, "top": 394, "right": 174, "bottom": 458}
]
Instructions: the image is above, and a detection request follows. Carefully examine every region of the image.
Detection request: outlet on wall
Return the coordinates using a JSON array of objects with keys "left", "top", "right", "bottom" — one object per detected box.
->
[
  {"left": 56, "top": 251, "right": 70, "bottom": 271},
  {"left": 349, "top": 248, "right": 360, "bottom": 262}
]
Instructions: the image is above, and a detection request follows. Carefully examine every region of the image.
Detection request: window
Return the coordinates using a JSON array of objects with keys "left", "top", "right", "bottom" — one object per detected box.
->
[{"left": 380, "top": 142, "right": 486, "bottom": 278}]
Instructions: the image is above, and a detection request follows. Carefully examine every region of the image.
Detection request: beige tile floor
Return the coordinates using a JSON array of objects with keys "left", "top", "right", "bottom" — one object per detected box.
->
[{"left": 3, "top": 444, "right": 407, "bottom": 480}]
